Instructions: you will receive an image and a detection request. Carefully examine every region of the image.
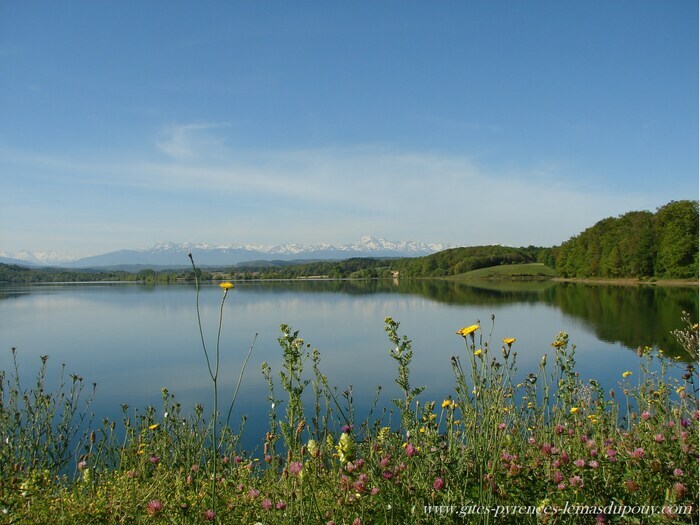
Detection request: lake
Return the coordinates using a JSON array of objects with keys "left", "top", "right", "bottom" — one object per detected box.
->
[{"left": 0, "top": 279, "right": 696, "bottom": 452}]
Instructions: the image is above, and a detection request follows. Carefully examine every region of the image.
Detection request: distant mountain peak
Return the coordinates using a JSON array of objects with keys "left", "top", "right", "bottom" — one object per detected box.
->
[{"left": 2, "top": 237, "right": 456, "bottom": 268}]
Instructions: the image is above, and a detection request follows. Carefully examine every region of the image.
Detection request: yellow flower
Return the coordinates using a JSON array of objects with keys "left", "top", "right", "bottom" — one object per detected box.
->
[
  {"left": 474, "top": 348, "right": 482, "bottom": 357},
  {"left": 149, "top": 423, "right": 159, "bottom": 430},
  {"left": 219, "top": 282, "right": 234, "bottom": 290},
  {"left": 457, "top": 324, "right": 479, "bottom": 337},
  {"left": 503, "top": 337, "right": 516, "bottom": 345},
  {"left": 419, "top": 427, "right": 426, "bottom": 434},
  {"left": 569, "top": 407, "right": 579, "bottom": 415},
  {"left": 441, "top": 399, "right": 451, "bottom": 409},
  {"left": 622, "top": 371, "right": 633, "bottom": 378}
]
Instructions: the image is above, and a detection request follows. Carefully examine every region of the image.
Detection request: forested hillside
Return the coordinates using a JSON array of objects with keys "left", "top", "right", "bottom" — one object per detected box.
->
[
  {"left": 389, "top": 245, "right": 551, "bottom": 277},
  {"left": 554, "top": 200, "right": 698, "bottom": 279}
]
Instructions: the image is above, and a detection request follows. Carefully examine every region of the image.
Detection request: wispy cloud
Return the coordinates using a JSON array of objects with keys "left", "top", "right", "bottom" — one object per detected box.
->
[
  {"left": 0, "top": 125, "right": 661, "bottom": 254},
  {"left": 156, "top": 122, "right": 231, "bottom": 160}
]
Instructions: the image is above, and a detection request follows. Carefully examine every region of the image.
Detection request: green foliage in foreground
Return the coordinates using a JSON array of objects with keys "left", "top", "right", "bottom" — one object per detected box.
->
[{"left": 1, "top": 314, "right": 698, "bottom": 524}]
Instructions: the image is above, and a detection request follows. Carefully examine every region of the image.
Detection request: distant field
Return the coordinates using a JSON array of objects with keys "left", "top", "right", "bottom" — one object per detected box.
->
[{"left": 449, "top": 262, "right": 557, "bottom": 280}]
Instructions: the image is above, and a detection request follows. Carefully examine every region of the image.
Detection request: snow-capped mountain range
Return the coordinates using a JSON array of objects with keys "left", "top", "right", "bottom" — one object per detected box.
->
[{"left": 1, "top": 237, "right": 455, "bottom": 269}]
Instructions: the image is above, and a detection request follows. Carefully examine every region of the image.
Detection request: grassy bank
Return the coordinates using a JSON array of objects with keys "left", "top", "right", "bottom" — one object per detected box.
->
[{"left": 448, "top": 263, "right": 557, "bottom": 281}]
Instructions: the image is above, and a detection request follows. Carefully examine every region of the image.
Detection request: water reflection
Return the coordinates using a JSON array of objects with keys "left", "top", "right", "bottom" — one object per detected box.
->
[{"left": 0, "top": 280, "right": 696, "bottom": 451}]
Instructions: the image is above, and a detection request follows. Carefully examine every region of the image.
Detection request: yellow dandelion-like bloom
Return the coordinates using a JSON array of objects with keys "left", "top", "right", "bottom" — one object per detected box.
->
[
  {"left": 551, "top": 340, "right": 565, "bottom": 348},
  {"left": 676, "top": 386, "right": 685, "bottom": 394},
  {"left": 503, "top": 337, "right": 516, "bottom": 345},
  {"left": 622, "top": 371, "right": 633, "bottom": 378},
  {"left": 474, "top": 348, "right": 482, "bottom": 357},
  {"left": 569, "top": 407, "right": 580, "bottom": 415},
  {"left": 419, "top": 427, "right": 426, "bottom": 434},
  {"left": 457, "top": 324, "right": 479, "bottom": 337},
  {"left": 441, "top": 399, "right": 451, "bottom": 409},
  {"left": 219, "top": 282, "right": 234, "bottom": 290},
  {"left": 149, "top": 423, "right": 159, "bottom": 431}
]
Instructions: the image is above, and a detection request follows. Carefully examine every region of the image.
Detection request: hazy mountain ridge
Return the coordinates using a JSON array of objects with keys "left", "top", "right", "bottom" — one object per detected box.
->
[{"left": 1, "top": 236, "right": 455, "bottom": 268}]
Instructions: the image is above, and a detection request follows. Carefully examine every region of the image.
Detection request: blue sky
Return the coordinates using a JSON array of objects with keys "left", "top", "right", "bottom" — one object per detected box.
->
[{"left": 1, "top": 1, "right": 697, "bottom": 258}]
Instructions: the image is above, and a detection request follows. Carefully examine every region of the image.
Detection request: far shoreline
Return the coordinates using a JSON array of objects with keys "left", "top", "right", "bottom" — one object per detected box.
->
[{"left": 552, "top": 277, "right": 698, "bottom": 287}]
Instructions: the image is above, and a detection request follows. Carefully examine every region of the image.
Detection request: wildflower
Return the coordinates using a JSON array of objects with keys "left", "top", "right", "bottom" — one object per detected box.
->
[
  {"left": 405, "top": 444, "right": 418, "bottom": 457},
  {"left": 149, "top": 455, "right": 160, "bottom": 465},
  {"left": 336, "top": 432, "right": 355, "bottom": 465},
  {"left": 379, "top": 455, "right": 391, "bottom": 468},
  {"left": 629, "top": 447, "right": 645, "bottom": 459},
  {"left": 569, "top": 407, "right": 579, "bottom": 415},
  {"left": 342, "top": 424, "right": 354, "bottom": 433},
  {"left": 588, "top": 460, "right": 599, "bottom": 469},
  {"left": 261, "top": 499, "right": 273, "bottom": 510},
  {"left": 625, "top": 480, "right": 638, "bottom": 492},
  {"left": 654, "top": 434, "right": 665, "bottom": 443},
  {"left": 441, "top": 399, "right": 451, "bottom": 409},
  {"left": 674, "top": 468, "right": 684, "bottom": 477},
  {"left": 352, "top": 518, "right": 362, "bottom": 525},
  {"left": 641, "top": 410, "right": 651, "bottom": 421},
  {"left": 474, "top": 348, "right": 482, "bottom": 357},
  {"left": 433, "top": 477, "right": 445, "bottom": 491},
  {"left": 503, "top": 337, "right": 516, "bottom": 345},
  {"left": 204, "top": 509, "right": 216, "bottom": 521},
  {"left": 574, "top": 459, "right": 586, "bottom": 468},
  {"left": 553, "top": 471, "right": 564, "bottom": 483},
  {"left": 498, "top": 423, "right": 507, "bottom": 431},
  {"left": 247, "top": 488, "right": 260, "bottom": 499},
  {"left": 147, "top": 500, "right": 163, "bottom": 515},
  {"left": 622, "top": 371, "right": 633, "bottom": 378},
  {"left": 672, "top": 482, "right": 687, "bottom": 498},
  {"left": 276, "top": 500, "right": 287, "bottom": 510},
  {"left": 288, "top": 461, "right": 303, "bottom": 476},
  {"left": 149, "top": 423, "right": 159, "bottom": 430},
  {"left": 457, "top": 324, "right": 479, "bottom": 337},
  {"left": 569, "top": 475, "right": 583, "bottom": 488},
  {"left": 77, "top": 460, "right": 88, "bottom": 471},
  {"left": 555, "top": 424, "right": 565, "bottom": 434},
  {"left": 219, "top": 282, "right": 234, "bottom": 290}
]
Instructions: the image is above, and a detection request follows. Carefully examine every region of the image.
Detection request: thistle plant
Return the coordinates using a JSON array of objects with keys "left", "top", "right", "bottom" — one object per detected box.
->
[
  {"left": 277, "top": 325, "right": 311, "bottom": 460},
  {"left": 385, "top": 317, "right": 424, "bottom": 430}
]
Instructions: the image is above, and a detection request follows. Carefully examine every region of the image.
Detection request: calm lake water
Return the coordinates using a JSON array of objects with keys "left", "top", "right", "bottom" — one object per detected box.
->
[{"left": 1, "top": 279, "right": 696, "bottom": 451}]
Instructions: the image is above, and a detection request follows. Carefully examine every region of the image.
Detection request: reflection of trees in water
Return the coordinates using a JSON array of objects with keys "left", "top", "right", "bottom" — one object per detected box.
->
[
  {"left": 550, "top": 283, "right": 697, "bottom": 359},
  {"left": 241, "top": 279, "right": 698, "bottom": 361}
]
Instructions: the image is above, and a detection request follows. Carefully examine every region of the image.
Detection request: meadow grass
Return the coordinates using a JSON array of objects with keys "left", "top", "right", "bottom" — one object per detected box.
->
[{"left": 0, "top": 290, "right": 697, "bottom": 524}]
